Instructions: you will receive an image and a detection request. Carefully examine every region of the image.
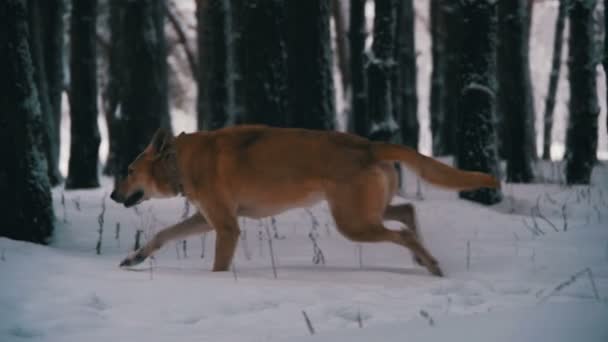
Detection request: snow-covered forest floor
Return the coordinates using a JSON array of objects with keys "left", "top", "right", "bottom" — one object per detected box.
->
[{"left": 1, "top": 162, "right": 608, "bottom": 341}]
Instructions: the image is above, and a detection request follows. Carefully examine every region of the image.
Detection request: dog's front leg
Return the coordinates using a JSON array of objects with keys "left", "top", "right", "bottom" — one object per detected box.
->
[
  {"left": 119, "top": 212, "right": 212, "bottom": 267},
  {"left": 201, "top": 204, "right": 240, "bottom": 272}
]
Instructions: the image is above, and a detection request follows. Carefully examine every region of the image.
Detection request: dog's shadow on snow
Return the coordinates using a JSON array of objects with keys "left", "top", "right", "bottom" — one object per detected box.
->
[{"left": 123, "top": 264, "right": 430, "bottom": 279}]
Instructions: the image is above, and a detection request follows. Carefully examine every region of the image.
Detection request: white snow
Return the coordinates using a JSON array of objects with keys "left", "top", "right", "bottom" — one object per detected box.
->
[
  {"left": 11, "top": 1, "right": 608, "bottom": 341},
  {"left": 1, "top": 162, "right": 608, "bottom": 341}
]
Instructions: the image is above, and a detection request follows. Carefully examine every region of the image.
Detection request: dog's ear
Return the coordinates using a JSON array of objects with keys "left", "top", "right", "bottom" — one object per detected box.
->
[{"left": 149, "top": 128, "right": 173, "bottom": 156}]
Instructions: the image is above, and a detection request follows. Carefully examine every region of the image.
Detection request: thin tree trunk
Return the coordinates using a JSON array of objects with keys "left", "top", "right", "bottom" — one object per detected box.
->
[
  {"left": 198, "top": 0, "right": 235, "bottom": 130},
  {"left": 27, "top": 0, "right": 62, "bottom": 186},
  {"left": 41, "top": 0, "right": 65, "bottom": 182},
  {"left": 349, "top": 0, "right": 368, "bottom": 136},
  {"left": 394, "top": 0, "right": 418, "bottom": 149},
  {"left": 604, "top": 0, "right": 608, "bottom": 141},
  {"left": 497, "top": 0, "right": 535, "bottom": 182},
  {"left": 430, "top": 0, "right": 446, "bottom": 155},
  {"left": 565, "top": 0, "right": 600, "bottom": 184},
  {"left": 115, "top": 0, "right": 172, "bottom": 179},
  {"left": 102, "top": 0, "right": 123, "bottom": 176},
  {"left": 542, "top": 0, "right": 567, "bottom": 160},
  {"left": 367, "top": 0, "right": 399, "bottom": 142},
  {"left": 333, "top": 0, "right": 351, "bottom": 99},
  {"left": 66, "top": 0, "right": 100, "bottom": 189},
  {"left": 438, "top": 1, "right": 460, "bottom": 156},
  {"left": 241, "top": 0, "right": 288, "bottom": 126},
  {"left": 286, "top": 0, "right": 335, "bottom": 130},
  {"left": 0, "top": 0, "right": 55, "bottom": 243},
  {"left": 456, "top": 0, "right": 502, "bottom": 205}
]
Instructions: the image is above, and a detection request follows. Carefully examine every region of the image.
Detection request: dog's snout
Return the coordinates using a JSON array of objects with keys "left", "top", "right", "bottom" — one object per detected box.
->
[{"left": 110, "top": 190, "right": 119, "bottom": 202}]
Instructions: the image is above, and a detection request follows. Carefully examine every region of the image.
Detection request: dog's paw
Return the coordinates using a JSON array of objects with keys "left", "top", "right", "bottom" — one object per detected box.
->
[{"left": 119, "top": 251, "right": 147, "bottom": 268}]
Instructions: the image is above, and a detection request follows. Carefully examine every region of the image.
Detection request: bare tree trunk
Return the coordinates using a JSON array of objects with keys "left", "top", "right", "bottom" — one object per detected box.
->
[
  {"left": 27, "top": 0, "right": 62, "bottom": 186},
  {"left": 66, "top": 0, "right": 100, "bottom": 189},
  {"left": 102, "top": 0, "right": 123, "bottom": 176},
  {"left": 115, "top": 0, "right": 172, "bottom": 179},
  {"left": 349, "top": 0, "right": 368, "bottom": 136},
  {"left": 565, "top": 0, "right": 600, "bottom": 184},
  {"left": 198, "top": 0, "right": 235, "bottom": 130},
  {"left": 604, "top": 0, "right": 608, "bottom": 143},
  {"left": 497, "top": 0, "right": 535, "bottom": 182},
  {"left": 456, "top": 0, "right": 502, "bottom": 205},
  {"left": 367, "top": 0, "right": 399, "bottom": 141},
  {"left": 430, "top": 0, "right": 446, "bottom": 155},
  {"left": 438, "top": 1, "right": 460, "bottom": 156},
  {"left": 286, "top": 0, "right": 335, "bottom": 130},
  {"left": 394, "top": 0, "right": 418, "bottom": 149},
  {"left": 0, "top": 0, "right": 55, "bottom": 244},
  {"left": 542, "top": 0, "right": 567, "bottom": 160},
  {"left": 333, "top": 0, "right": 351, "bottom": 99},
  {"left": 241, "top": 0, "right": 288, "bottom": 126},
  {"left": 41, "top": 0, "right": 65, "bottom": 182}
]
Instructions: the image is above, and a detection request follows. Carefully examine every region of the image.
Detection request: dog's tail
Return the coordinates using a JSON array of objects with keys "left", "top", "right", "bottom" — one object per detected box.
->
[{"left": 372, "top": 142, "right": 500, "bottom": 191}]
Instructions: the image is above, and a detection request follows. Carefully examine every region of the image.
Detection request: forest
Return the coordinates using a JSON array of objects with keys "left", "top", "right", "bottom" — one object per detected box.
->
[{"left": 1, "top": 1, "right": 608, "bottom": 341}]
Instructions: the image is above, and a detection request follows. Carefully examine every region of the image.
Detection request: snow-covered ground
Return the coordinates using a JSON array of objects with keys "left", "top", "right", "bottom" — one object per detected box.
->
[{"left": 1, "top": 163, "right": 608, "bottom": 341}]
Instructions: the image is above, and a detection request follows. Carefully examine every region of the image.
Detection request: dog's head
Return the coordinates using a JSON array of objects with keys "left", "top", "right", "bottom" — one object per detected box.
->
[{"left": 110, "top": 129, "right": 179, "bottom": 208}]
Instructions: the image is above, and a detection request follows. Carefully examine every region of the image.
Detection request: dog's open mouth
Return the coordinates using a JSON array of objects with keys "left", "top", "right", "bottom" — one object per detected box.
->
[{"left": 123, "top": 190, "right": 144, "bottom": 208}]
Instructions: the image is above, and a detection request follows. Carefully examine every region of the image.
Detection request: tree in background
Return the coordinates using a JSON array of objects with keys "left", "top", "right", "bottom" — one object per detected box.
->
[
  {"left": 542, "top": 0, "right": 567, "bottom": 161},
  {"left": 394, "top": 0, "right": 418, "bottom": 149},
  {"left": 456, "top": 0, "right": 502, "bottom": 205},
  {"left": 27, "top": 0, "right": 62, "bottom": 185},
  {"left": 333, "top": 0, "right": 351, "bottom": 101},
  {"left": 66, "top": 0, "right": 101, "bottom": 189},
  {"left": 565, "top": 0, "right": 600, "bottom": 184},
  {"left": 349, "top": 0, "right": 368, "bottom": 136},
  {"left": 429, "top": 0, "right": 445, "bottom": 155},
  {"left": 285, "top": 0, "right": 335, "bottom": 130},
  {"left": 0, "top": 0, "right": 55, "bottom": 243},
  {"left": 241, "top": 0, "right": 288, "bottom": 126},
  {"left": 367, "top": 0, "right": 399, "bottom": 141},
  {"left": 497, "top": 0, "right": 535, "bottom": 182},
  {"left": 114, "top": 0, "right": 172, "bottom": 179},
  {"left": 436, "top": 1, "right": 461, "bottom": 156},
  {"left": 102, "top": 0, "right": 123, "bottom": 176},
  {"left": 197, "top": 0, "right": 235, "bottom": 130},
  {"left": 604, "top": 0, "right": 608, "bottom": 141}
]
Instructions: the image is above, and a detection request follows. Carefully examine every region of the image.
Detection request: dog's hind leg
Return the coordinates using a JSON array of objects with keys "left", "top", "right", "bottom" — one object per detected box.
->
[
  {"left": 384, "top": 203, "right": 424, "bottom": 266},
  {"left": 119, "top": 212, "right": 212, "bottom": 267}
]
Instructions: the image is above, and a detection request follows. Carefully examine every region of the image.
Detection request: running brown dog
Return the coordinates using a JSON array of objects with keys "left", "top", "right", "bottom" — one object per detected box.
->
[{"left": 110, "top": 125, "right": 500, "bottom": 276}]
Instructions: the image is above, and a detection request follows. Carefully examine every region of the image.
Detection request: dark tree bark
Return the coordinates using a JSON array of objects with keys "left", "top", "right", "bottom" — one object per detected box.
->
[
  {"left": 497, "top": 0, "right": 537, "bottom": 165},
  {"left": 27, "top": 0, "right": 62, "bottom": 186},
  {"left": 333, "top": 0, "right": 351, "bottom": 99},
  {"left": 41, "top": 0, "right": 65, "bottom": 174},
  {"left": 241, "top": 0, "right": 288, "bottom": 126},
  {"left": 542, "top": 0, "right": 567, "bottom": 160},
  {"left": 394, "top": 0, "right": 419, "bottom": 149},
  {"left": 438, "top": 1, "right": 461, "bottom": 156},
  {"left": 456, "top": 0, "right": 502, "bottom": 205},
  {"left": 430, "top": 0, "right": 446, "bottom": 155},
  {"left": 349, "top": 0, "right": 368, "bottom": 136},
  {"left": 285, "top": 0, "right": 335, "bottom": 130},
  {"left": 102, "top": 0, "right": 123, "bottom": 176},
  {"left": 0, "top": 0, "right": 55, "bottom": 243},
  {"left": 604, "top": 0, "right": 608, "bottom": 142},
  {"left": 66, "top": 0, "right": 100, "bottom": 189},
  {"left": 497, "top": 0, "right": 535, "bottom": 182},
  {"left": 231, "top": 0, "right": 246, "bottom": 124},
  {"left": 197, "top": 0, "right": 235, "bottom": 130},
  {"left": 565, "top": 0, "right": 600, "bottom": 184},
  {"left": 115, "top": 0, "right": 172, "bottom": 179},
  {"left": 367, "top": 0, "right": 399, "bottom": 141}
]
